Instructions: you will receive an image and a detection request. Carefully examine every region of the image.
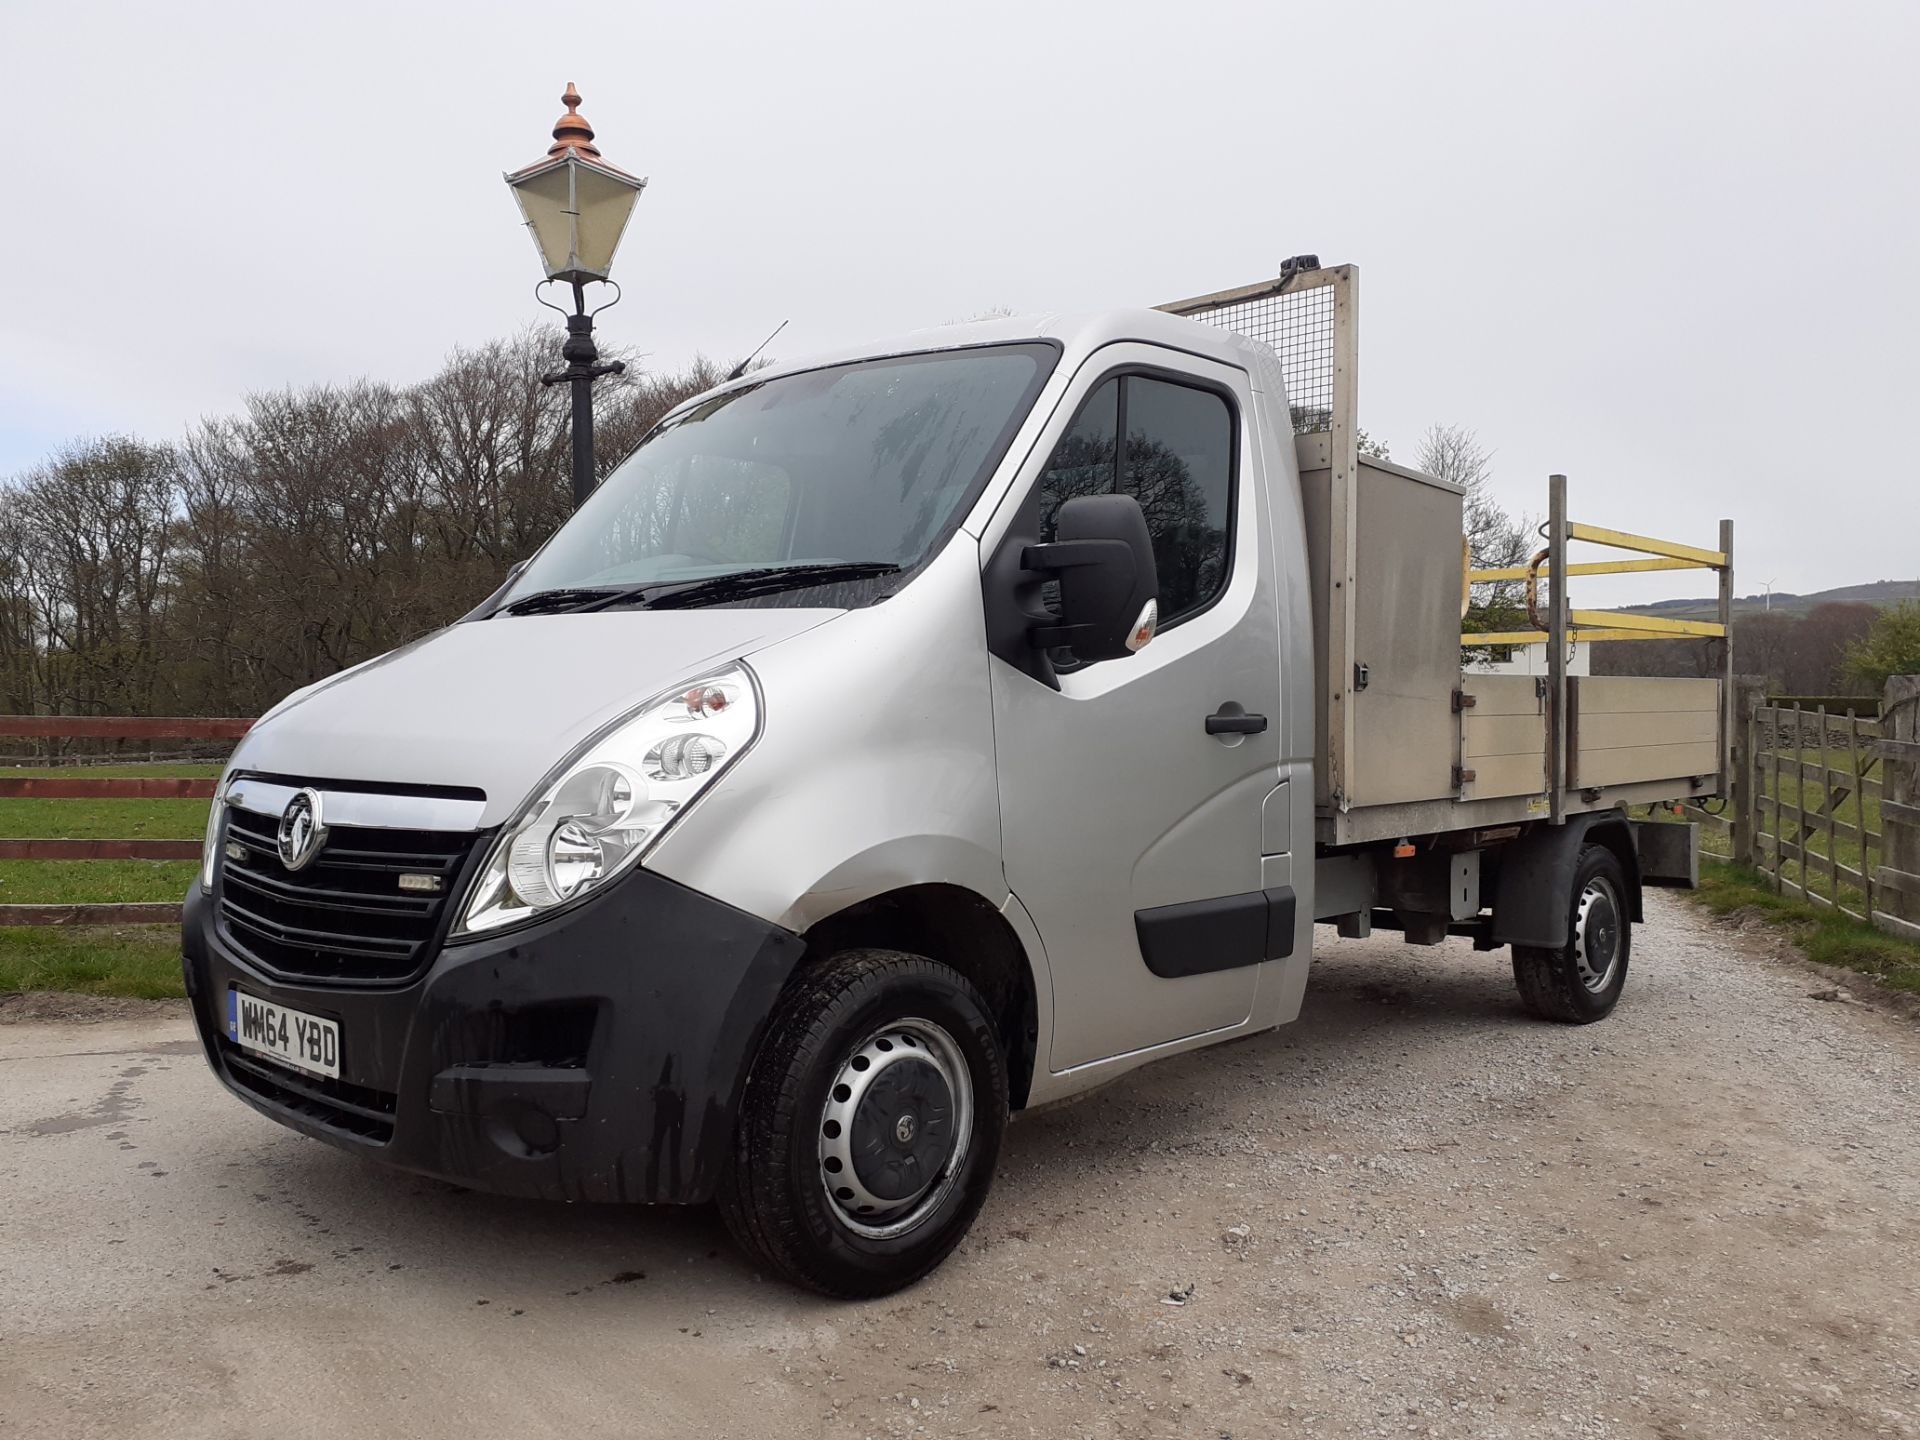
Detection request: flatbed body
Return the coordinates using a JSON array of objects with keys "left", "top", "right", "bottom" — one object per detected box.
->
[{"left": 1163, "top": 263, "right": 1730, "bottom": 859}]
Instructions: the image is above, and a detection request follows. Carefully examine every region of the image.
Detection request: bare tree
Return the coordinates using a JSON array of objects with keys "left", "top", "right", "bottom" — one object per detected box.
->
[
  {"left": 0, "top": 348, "right": 744, "bottom": 722},
  {"left": 10, "top": 438, "right": 178, "bottom": 715},
  {"left": 1784, "top": 602, "right": 1877, "bottom": 692},
  {"left": 1594, "top": 602, "right": 1883, "bottom": 690},
  {"left": 1417, "top": 423, "right": 1532, "bottom": 641}
]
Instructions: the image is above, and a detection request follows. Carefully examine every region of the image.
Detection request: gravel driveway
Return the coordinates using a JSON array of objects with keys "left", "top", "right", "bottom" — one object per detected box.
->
[{"left": 3, "top": 891, "right": 1916, "bottom": 1439}]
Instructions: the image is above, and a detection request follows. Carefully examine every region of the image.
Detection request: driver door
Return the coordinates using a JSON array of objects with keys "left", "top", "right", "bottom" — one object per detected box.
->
[{"left": 984, "top": 347, "right": 1284, "bottom": 1072}]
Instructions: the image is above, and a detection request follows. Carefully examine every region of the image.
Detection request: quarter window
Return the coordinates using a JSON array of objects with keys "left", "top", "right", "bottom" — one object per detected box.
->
[{"left": 1034, "top": 374, "right": 1234, "bottom": 625}]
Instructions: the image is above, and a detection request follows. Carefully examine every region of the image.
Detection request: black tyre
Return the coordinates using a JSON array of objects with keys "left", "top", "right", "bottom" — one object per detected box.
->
[
  {"left": 718, "top": 948, "right": 1008, "bottom": 1298},
  {"left": 1511, "top": 844, "right": 1631, "bottom": 1023}
]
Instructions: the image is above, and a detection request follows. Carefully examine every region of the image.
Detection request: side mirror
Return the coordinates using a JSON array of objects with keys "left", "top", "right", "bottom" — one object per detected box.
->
[{"left": 1021, "top": 494, "right": 1159, "bottom": 662}]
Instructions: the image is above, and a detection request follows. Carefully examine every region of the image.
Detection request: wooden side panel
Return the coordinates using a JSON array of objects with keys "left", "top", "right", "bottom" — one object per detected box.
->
[
  {"left": 1577, "top": 708, "right": 1718, "bottom": 750},
  {"left": 1460, "top": 675, "right": 1546, "bottom": 799},
  {"left": 1576, "top": 741, "right": 1722, "bottom": 789},
  {"left": 1573, "top": 676, "right": 1722, "bottom": 715},
  {"left": 1463, "top": 675, "right": 1545, "bottom": 715},
  {"left": 1570, "top": 677, "right": 1721, "bottom": 789}
]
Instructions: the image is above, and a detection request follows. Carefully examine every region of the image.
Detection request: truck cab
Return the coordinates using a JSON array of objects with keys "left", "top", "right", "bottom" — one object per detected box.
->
[{"left": 185, "top": 268, "right": 1724, "bottom": 1296}]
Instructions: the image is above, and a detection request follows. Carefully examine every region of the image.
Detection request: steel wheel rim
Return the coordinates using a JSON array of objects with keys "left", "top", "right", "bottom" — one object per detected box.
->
[
  {"left": 1573, "top": 874, "right": 1623, "bottom": 993},
  {"left": 817, "top": 1016, "right": 973, "bottom": 1240}
]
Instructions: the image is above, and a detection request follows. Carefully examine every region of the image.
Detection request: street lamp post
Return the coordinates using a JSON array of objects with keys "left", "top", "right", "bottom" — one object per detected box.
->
[{"left": 505, "top": 84, "right": 647, "bottom": 510}]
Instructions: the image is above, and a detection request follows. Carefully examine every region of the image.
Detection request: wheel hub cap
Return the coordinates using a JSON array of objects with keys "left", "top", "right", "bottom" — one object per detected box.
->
[
  {"left": 1574, "top": 877, "right": 1622, "bottom": 993},
  {"left": 818, "top": 1018, "right": 973, "bottom": 1239},
  {"left": 848, "top": 1057, "right": 953, "bottom": 1201}
]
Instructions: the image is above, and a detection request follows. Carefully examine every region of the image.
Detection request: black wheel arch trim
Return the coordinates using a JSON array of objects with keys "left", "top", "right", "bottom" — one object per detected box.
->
[
  {"left": 798, "top": 882, "right": 1041, "bottom": 1111},
  {"left": 1490, "top": 813, "right": 1643, "bottom": 950}
]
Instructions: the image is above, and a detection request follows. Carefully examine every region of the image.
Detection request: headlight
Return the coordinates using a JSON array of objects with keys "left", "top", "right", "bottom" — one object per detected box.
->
[
  {"left": 200, "top": 777, "right": 229, "bottom": 888},
  {"left": 454, "top": 664, "right": 760, "bottom": 936}
]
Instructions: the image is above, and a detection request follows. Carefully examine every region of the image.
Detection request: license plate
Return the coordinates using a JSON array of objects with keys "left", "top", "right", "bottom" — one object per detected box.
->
[{"left": 227, "top": 988, "right": 340, "bottom": 1079}]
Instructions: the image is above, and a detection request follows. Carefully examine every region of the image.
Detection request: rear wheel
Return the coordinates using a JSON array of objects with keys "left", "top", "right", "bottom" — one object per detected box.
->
[
  {"left": 1511, "top": 844, "right": 1631, "bottom": 1023},
  {"left": 719, "top": 948, "right": 1008, "bottom": 1297}
]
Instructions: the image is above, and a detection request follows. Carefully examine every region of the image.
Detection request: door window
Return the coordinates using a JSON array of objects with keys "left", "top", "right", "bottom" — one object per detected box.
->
[{"left": 1034, "top": 374, "right": 1234, "bottom": 626}]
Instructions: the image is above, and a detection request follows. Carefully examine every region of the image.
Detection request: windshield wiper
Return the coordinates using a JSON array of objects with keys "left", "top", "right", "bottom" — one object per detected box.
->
[
  {"left": 568, "top": 561, "right": 903, "bottom": 614},
  {"left": 491, "top": 586, "right": 623, "bottom": 617}
]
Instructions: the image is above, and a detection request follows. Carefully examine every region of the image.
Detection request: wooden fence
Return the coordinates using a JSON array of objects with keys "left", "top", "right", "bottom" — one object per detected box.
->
[
  {"left": 1680, "top": 676, "right": 1920, "bottom": 944},
  {"left": 7, "top": 690, "right": 1917, "bottom": 942},
  {"left": 0, "top": 716, "right": 252, "bottom": 927}
]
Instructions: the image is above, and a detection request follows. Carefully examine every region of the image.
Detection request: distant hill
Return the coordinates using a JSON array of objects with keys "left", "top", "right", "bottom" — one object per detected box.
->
[{"left": 1614, "top": 578, "right": 1919, "bottom": 622}]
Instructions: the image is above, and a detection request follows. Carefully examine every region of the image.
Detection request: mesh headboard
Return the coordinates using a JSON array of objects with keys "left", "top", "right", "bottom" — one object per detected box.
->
[{"left": 1157, "top": 263, "right": 1350, "bottom": 435}]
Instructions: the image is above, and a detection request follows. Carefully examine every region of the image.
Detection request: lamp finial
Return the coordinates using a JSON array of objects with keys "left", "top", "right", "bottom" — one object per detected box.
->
[{"left": 548, "top": 82, "right": 602, "bottom": 159}]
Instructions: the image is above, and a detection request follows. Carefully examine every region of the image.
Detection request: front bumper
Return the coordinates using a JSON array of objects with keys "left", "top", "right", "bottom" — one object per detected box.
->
[{"left": 182, "top": 867, "right": 805, "bottom": 1204}]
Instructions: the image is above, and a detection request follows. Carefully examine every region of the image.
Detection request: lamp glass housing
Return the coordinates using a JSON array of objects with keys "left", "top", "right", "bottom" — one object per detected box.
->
[{"left": 506, "top": 154, "right": 643, "bottom": 285}]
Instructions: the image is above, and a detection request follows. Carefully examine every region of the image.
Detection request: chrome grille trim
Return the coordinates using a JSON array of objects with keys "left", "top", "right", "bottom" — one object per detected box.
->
[{"left": 225, "top": 778, "right": 486, "bottom": 833}]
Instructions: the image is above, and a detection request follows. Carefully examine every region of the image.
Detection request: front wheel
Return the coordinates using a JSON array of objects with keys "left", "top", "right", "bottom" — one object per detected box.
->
[
  {"left": 719, "top": 949, "right": 1008, "bottom": 1297},
  {"left": 1511, "top": 844, "right": 1631, "bottom": 1023}
]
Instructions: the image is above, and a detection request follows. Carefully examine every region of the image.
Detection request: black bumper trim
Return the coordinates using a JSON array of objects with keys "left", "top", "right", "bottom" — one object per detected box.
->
[
  {"left": 183, "top": 865, "right": 806, "bottom": 1204},
  {"left": 221, "top": 1045, "right": 398, "bottom": 1142}
]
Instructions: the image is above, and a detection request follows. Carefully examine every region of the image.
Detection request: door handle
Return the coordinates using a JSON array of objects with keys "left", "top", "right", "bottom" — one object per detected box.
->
[{"left": 1206, "top": 707, "right": 1268, "bottom": 736}]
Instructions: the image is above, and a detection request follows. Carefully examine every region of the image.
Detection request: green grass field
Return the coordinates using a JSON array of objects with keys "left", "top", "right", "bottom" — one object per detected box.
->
[
  {"left": 0, "top": 925, "right": 187, "bottom": 998},
  {"left": 1666, "top": 740, "right": 1920, "bottom": 994},
  {"left": 0, "top": 763, "right": 214, "bottom": 999},
  {"left": 1694, "top": 859, "right": 1920, "bottom": 997},
  {"left": 4, "top": 761, "right": 1914, "bottom": 1004}
]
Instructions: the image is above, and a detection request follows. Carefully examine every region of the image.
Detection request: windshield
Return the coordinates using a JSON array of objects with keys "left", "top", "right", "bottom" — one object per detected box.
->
[{"left": 502, "top": 342, "right": 1056, "bottom": 609}]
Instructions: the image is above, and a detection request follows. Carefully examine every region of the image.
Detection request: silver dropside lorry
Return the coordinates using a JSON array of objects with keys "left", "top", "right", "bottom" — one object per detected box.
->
[{"left": 182, "top": 260, "right": 1732, "bottom": 1296}]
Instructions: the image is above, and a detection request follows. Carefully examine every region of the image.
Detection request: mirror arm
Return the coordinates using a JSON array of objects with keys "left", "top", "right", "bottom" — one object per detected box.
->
[
  {"left": 1028, "top": 622, "right": 1091, "bottom": 650},
  {"left": 1020, "top": 538, "right": 1131, "bottom": 573},
  {"left": 1019, "top": 538, "right": 1138, "bottom": 652}
]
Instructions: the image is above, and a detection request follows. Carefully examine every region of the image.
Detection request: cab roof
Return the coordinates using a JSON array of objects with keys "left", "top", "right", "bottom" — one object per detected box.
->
[{"left": 690, "top": 307, "right": 1274, "bottom": 404}]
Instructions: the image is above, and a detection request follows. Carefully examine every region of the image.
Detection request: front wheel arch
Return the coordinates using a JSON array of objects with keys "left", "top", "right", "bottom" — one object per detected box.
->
[{"left": 801, "top": 883, "right": 1040, "bottom": 1110}]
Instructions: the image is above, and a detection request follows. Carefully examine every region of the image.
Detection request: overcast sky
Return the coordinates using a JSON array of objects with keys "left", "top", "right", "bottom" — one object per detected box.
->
[{"left": 2, "top": 1, "right": 1914, "bottom": 604}]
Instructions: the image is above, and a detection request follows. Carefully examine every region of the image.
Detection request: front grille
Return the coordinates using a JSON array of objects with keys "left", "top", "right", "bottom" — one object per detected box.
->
[
  {"left": 217, "top": 805, "right": 484, "bottom": 986},
  {"left": 220, "top": 1041, "right": 397, "bottom": 1143}
]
